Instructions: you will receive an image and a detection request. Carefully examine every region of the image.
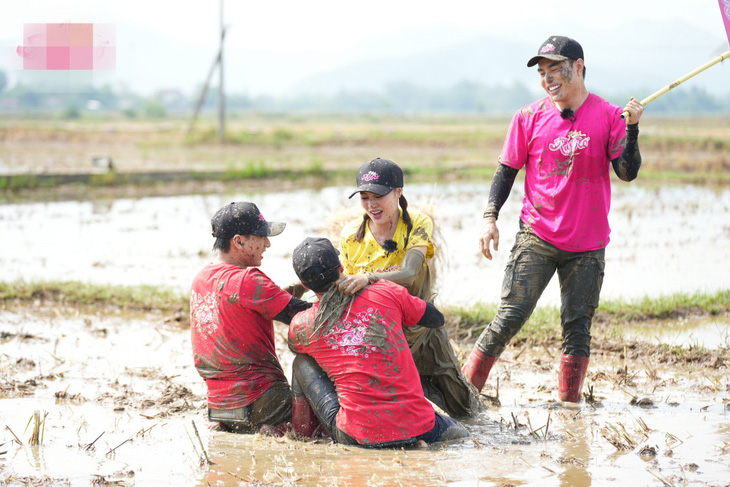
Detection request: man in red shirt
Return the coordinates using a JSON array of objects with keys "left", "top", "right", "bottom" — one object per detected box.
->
[
  {"left": 288, "top": 237, "right": 469, "bottom": 447},
  {"left": 190, "top": 202, "right": 311, "bottom": 434}
]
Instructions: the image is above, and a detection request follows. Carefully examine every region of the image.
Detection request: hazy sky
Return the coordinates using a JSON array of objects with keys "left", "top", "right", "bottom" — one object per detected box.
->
[
  {"left": 3, "top": 0, "right": 724, "bottom": 49},
  {"left": 1, "top": 0, "right": 728, "bottom": 94}
]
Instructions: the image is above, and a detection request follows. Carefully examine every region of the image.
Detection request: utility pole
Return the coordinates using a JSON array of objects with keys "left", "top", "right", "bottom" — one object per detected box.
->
[
  {"left": 187, "top": 1, "right": 227, "bottom": 142},
  {"left": 218, "top": 0, "right": 225, "bottom": 143}
]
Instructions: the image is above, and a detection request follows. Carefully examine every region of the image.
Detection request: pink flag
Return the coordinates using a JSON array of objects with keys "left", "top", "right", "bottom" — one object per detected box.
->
[{"left": 720, "top": 0, "right": 730, "bottom": 46}]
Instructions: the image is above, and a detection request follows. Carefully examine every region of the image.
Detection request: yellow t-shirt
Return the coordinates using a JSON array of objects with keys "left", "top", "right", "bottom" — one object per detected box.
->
[{"left": 339, "top": 210, "right": 435, "bottom": 276}]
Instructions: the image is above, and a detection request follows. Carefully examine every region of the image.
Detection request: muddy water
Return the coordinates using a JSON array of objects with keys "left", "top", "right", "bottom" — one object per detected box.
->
[
  {"left": 1, "top": 182, "right": 728, "bottom": 307},
  {"left": 1, "top": 306, "right": 728, "bottom": 486},
  {"left": 623, "top": 316, "right": 730, "bottom": 350}
]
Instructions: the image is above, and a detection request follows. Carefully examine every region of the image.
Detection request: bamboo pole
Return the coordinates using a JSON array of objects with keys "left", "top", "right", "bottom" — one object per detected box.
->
[{"left": 621, "top": 50, "right": 730, "bottom": 119}]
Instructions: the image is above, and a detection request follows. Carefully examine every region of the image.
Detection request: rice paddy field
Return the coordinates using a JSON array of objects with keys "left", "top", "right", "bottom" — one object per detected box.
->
[{"left": 1, "top": 115, "right": 728, "bottom": 486}]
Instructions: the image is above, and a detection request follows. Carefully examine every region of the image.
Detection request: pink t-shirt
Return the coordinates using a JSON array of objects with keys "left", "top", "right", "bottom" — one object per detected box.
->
[
  {"left": 190, "top": 263, "right": 291, "bottom": 410},
  {"left": 499, "top": 93, "right": 627, "bottom": 251},
  {"left": 288, "top": 281, "right": 434, "bottom": 445}
]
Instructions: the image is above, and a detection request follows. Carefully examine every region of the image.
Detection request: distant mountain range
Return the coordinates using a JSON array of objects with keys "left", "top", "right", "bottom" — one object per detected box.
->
[
  {"left": 292, "top": 21, "right": 730, "bottom": 98},
  {"left": 2, "top": 17, "right": 728, "bottom": 100}
]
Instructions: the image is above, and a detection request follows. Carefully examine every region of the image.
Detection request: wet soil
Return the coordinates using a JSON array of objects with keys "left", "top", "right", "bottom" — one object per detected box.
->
[{"left": 1, "top": 303, "right": 728, "bottom": 487}]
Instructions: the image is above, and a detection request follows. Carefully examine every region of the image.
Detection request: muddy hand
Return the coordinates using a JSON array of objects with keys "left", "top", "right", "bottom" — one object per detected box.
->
[
  {"left": 623, "top": 97, "right": 644, "bottom": 125},
  {"left": 479, "top": 219, "right": 500, "bottom": 260},
  {"left": 337, "top": 274, "right": 368, "bottom": 295}
]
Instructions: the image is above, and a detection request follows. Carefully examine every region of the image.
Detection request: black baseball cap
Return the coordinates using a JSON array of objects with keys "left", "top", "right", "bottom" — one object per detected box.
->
[
  {"left": 292, "top": 237, "right": 341, "bottom": 292},
  {"left": 211, "top": 202, "right": 285, "bottom": 239},
  {"left": 348, "top": 158, "right": 404, "bottom": 199},
  {"left": 527, "top": 36, "right": 584, "bottom": 67}
]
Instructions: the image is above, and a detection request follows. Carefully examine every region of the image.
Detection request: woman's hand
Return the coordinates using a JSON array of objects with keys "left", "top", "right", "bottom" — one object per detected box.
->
[{"left": 337, "top": 274, "right": 369, "bottom": 295}]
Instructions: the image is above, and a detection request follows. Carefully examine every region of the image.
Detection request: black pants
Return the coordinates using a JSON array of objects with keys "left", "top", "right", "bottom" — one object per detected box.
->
[
  {"left": 208, "top": 383, "right": 292, "bottom": 434},
  {"left": 292, "top": 354, "right": 469, "bottom": 447}
]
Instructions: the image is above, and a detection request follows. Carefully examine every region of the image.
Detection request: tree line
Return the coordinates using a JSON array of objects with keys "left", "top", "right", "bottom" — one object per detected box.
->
[{"left": 0, "top": 71, "right": 727, "bottom": 118}]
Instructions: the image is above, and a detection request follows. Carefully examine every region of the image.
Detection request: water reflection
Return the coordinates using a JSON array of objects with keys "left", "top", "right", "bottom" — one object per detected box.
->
[
  {"left": 557, "top": 414, "right": 591, "bottom": 487},
  {"left": 1, "top": 183, "right": 728, "bottom": 308}
]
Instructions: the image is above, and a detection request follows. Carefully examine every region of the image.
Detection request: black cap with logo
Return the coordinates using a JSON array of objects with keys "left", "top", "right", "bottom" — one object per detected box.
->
[
  {"left": 527, "top": 36, "right": 584, "bottom": 67},
  {"left": 292, "top": 237, "right": 341, "bottom": 292},
  {"left": 211, "top": 202, "right": 286, "bottom": 239},
  {"left": 348, "top": 158, "right": 404, "bottom": 199}
]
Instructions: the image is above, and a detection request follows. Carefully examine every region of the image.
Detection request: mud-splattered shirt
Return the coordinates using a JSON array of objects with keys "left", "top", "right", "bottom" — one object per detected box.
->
[
  {"left": 500, "top": 93, "right": 626, "bottom": 252},
  {"left": 288, "top": 280, "right": 434, "bottom": 444},
  {"left": 190, "top": 263, "right": 291, "bottom": 410},
  {"left": 339, "top": 210, "right": 435, "bottom": 275}
]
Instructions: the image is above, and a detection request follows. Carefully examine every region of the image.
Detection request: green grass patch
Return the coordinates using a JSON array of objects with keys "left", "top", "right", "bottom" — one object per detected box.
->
[
  {"left": 222, "top": 161, "right": 275, "bottom": 180},
  {"left": 598, "top": 289, "right": 730, "bottom": 321},
  {"left": 444, "top": 289, "right": 730, "bottom": 344},
  {"left": 443, "top": 302, "right": 560, "bottom": 343},
  {"left": 0, "top": 280, "right": 187, "bottom": 312},
  {"left": 0, "top": 174, "right": 40, "bottom": 190}
]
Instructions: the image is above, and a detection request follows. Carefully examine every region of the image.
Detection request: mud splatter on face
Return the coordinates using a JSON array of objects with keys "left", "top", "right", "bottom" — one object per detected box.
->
[
  {"left": 238, "top": 234, "right": 268, "bottom": 267},
  {"left": 559, "top": 62, "right": 574, "bottom": 83}
]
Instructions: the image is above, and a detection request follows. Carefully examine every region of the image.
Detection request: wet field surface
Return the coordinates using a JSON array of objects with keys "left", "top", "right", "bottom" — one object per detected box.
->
[
  {"left": 0, "top": 182, "right": 729, "bottom": 307},
  {"left": 1, "top": 180, "right": 729, "bottom": 486},
  {"left": 1, "top": 303, "right": 728, "bottom": 486}
]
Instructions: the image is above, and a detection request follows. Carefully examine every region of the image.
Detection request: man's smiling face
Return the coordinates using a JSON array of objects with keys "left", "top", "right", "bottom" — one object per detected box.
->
[{"left": 537, "top": 57, "right": 583, "bottom": 106}]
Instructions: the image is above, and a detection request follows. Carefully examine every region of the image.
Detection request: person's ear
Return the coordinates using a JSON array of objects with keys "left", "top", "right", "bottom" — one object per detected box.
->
[{"left": 575, "top": 59, "right": 584, "bottom": 76}]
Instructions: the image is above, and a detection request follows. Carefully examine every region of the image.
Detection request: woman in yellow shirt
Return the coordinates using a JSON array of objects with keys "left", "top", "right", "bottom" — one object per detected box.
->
[{"left": 337, "top": 158, "right": 481, "bottom": 419}]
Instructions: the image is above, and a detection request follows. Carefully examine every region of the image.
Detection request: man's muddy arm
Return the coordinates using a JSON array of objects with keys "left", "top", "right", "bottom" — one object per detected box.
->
[
  {"left": 482, "top": 163, "right": 519, "bottom": 221},
  {"left": 274, "top": 297, "right": 313, "bottom": 324},
  {"left": 611, "top": 123, "right": 641, "bottom": 182}
]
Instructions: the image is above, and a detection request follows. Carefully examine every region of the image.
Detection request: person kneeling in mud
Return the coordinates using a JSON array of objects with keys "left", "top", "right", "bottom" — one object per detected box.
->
[
  {"left": 190, "top": 202, "right": 312, "bottom": 435},
  {"left": 287, "top": 237, "right": 470, "bottom": 447}
]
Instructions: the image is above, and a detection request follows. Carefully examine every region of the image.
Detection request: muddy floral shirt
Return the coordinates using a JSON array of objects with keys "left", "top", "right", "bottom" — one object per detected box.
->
[
  {"left": 190, "top": 263, "right": 291, "bottom": 410},
  {"left": 288, "top": 280, "right": 434, "bottom": 444},
  {"left": 339, "top": 210, "right": 435, "bottom": 275},
  {"left": 500, "top": 93, "right": 626, "bottom": 252}
]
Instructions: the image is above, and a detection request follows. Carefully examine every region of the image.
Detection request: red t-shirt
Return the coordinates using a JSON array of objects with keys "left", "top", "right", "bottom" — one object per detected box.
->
[
  {"left": 190, "top": 262, "right": 291, "bottom": 409},
  {"left": 288, "top": 281, "right": 434, "bottom": 445}
]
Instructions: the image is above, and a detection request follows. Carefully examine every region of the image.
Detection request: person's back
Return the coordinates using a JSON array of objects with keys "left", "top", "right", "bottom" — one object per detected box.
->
[
  {"left": 288, "top": 236, "right": 470, "bottom": 447},
  {"left": 289, "top": 279, "right": 435, "bottom": 444}
]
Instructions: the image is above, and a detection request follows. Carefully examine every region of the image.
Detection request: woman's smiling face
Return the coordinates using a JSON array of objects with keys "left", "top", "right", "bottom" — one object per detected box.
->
[{"left": 359, "top": 188, "right": 402, "bottom": 223}]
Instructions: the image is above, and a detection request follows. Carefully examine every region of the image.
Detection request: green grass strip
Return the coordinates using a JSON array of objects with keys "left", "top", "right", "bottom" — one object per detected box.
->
[
  {"left": 443, "top": 289, "right": 730, "bottom": 342},
  {"left": 0, "top": 279, "right": 187, "bottom": 312},
  {"left": 1, "top": 281, "right": 727, "bottom": 338}
]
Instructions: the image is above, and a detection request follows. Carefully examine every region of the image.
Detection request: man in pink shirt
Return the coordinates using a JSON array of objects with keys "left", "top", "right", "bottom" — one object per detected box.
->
[{"left": 462, "top": 36, "right": 645, "bottom": 402}]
